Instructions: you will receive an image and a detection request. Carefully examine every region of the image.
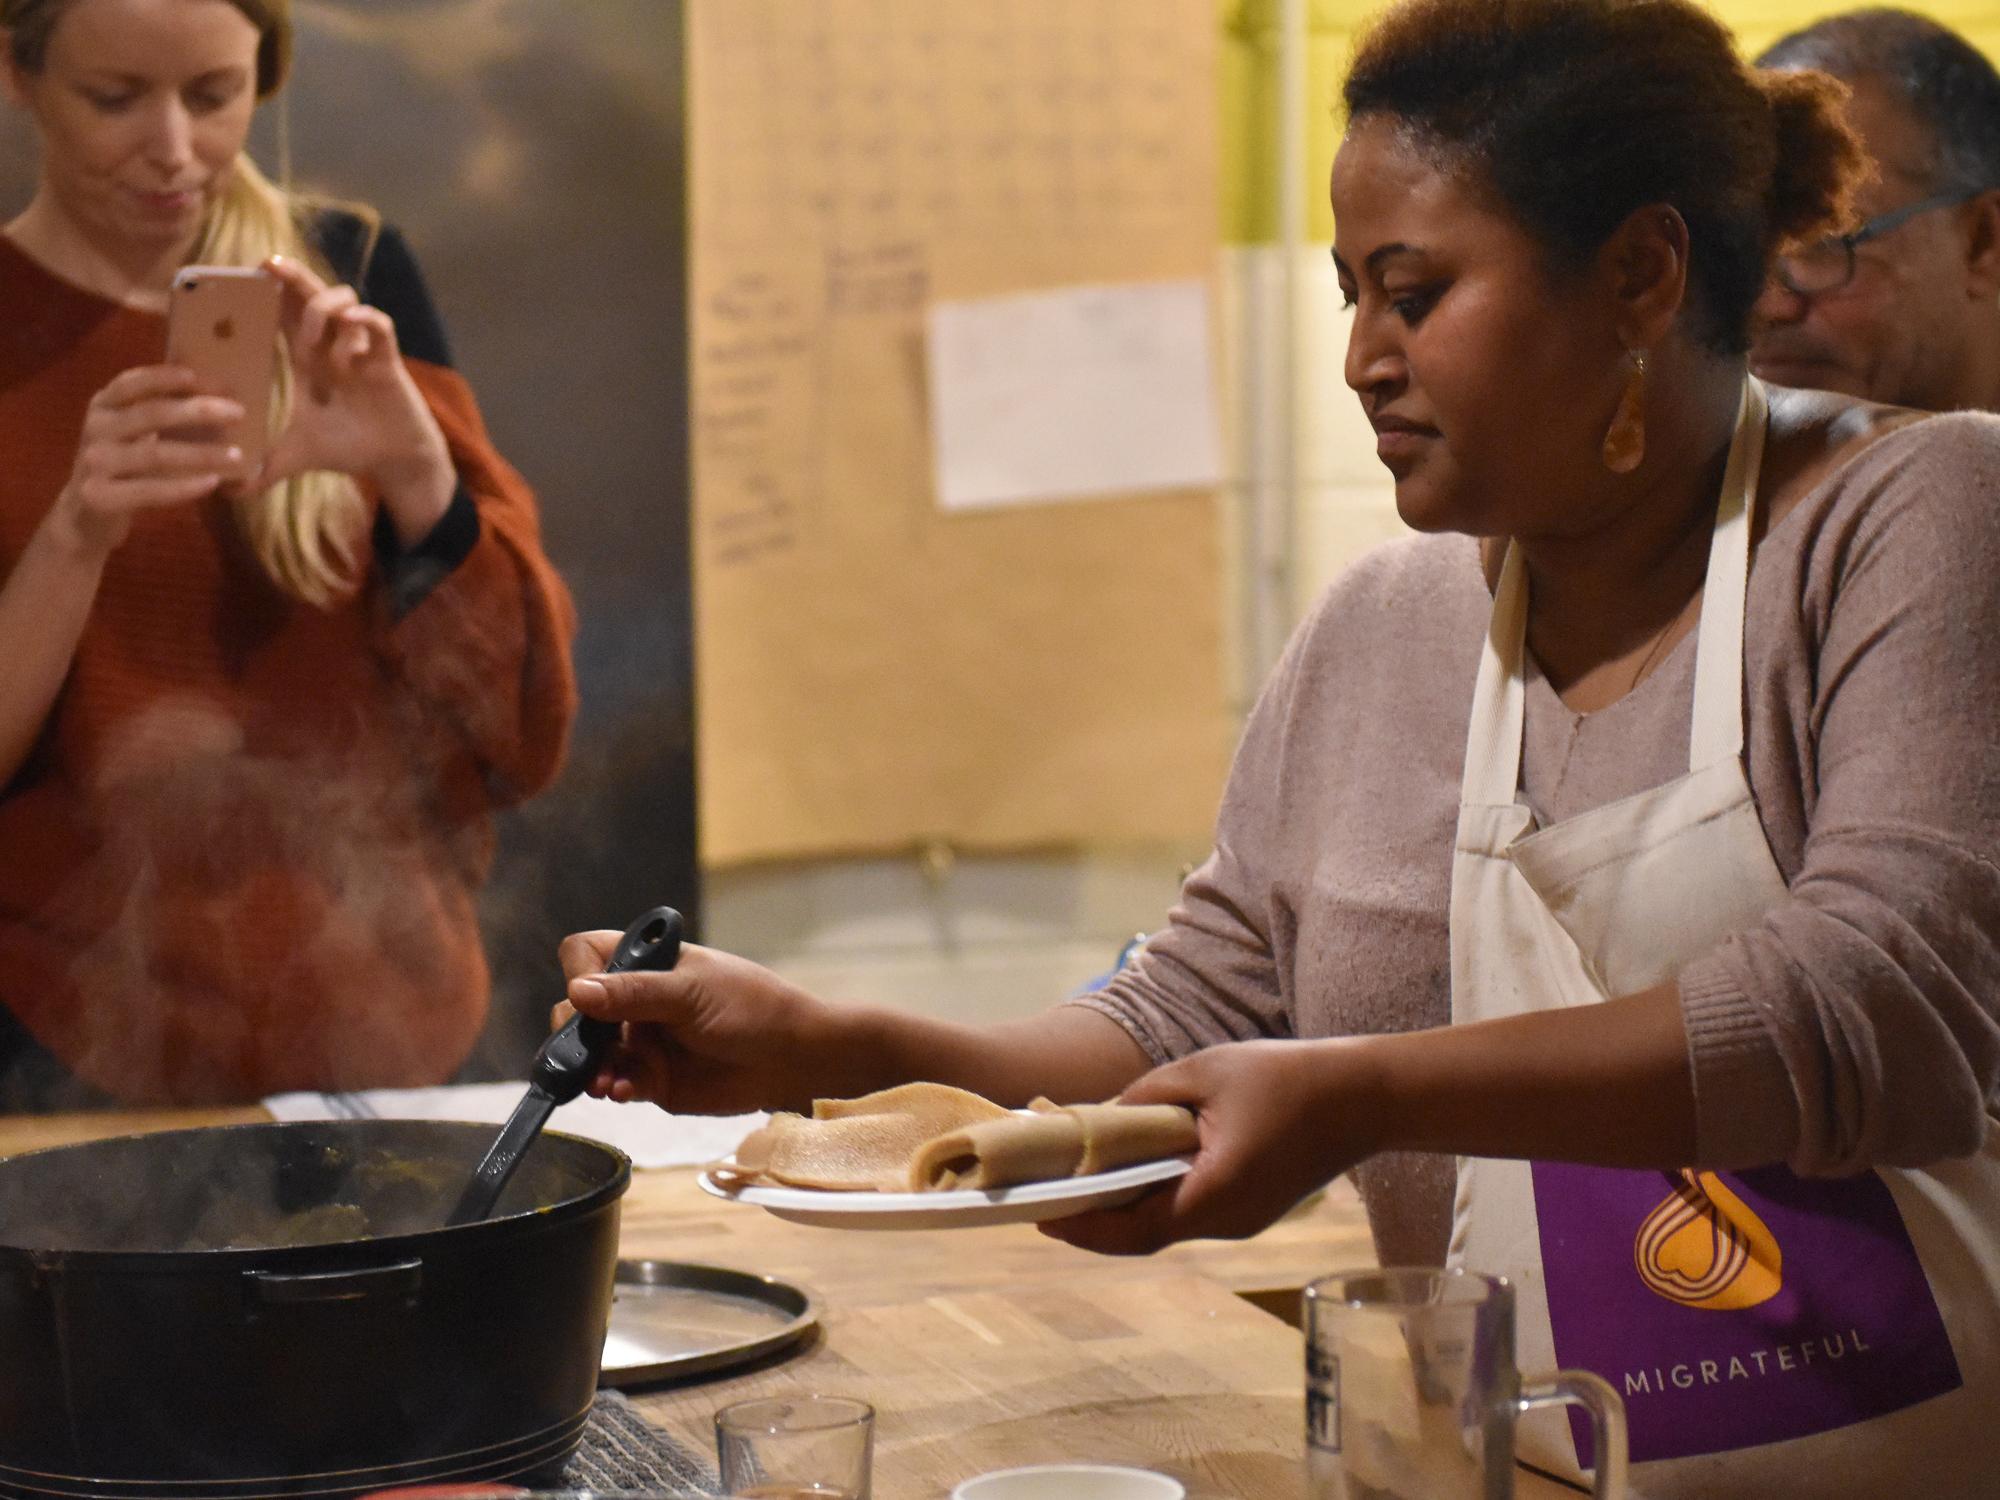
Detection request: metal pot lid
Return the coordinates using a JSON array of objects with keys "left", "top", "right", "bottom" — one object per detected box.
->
[{"left": 600, "top": 1259, "right": 817, "bottom": 1388}]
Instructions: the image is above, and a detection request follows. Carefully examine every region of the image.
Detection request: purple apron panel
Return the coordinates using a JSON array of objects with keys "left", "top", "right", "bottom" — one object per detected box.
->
[{"left": 1532, "top": 1161, "right": 1961, "bottom": 1465}]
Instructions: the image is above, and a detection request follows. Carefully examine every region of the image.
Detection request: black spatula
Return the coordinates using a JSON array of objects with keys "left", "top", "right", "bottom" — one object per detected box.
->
[{"left": 448, "top": 906, "right": 682, "bottom": 1226}]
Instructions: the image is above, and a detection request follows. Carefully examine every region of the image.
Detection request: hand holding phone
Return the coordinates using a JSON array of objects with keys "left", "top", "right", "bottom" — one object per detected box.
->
[
  {"left": 258, "top": 252, "right": 458, "bottom": 540},
  {"left": 164, "top": 265, "right": 282, "bottom": 472}
]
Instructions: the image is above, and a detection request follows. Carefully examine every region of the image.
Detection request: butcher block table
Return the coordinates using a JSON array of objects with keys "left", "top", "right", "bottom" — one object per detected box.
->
[{"left": 0, "top": 1109, "right": 1583, "bottom": 1499}]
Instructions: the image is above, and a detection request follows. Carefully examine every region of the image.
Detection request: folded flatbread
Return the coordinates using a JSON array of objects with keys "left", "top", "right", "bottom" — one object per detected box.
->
[
  {"left": 715, "top": 1082, "right": 1012, "bottom": 1191},
  {"left": 908, "top": 1097, "right": 1198, "bottom": 1190},
  {"left": 812, "top": 1081, "right": 1012, "bottom": 1131},
  {"left": 713, "top": 1082, "right": 1196, "bottom": 1194},
  {"left": 712, "top": 1110, "right": 927, "bottom": 1191}
]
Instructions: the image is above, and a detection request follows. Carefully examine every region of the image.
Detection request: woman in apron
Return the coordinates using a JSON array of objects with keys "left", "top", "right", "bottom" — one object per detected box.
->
[{"left": 557, "top": 0, "right": 2000, "bottom": 1490}]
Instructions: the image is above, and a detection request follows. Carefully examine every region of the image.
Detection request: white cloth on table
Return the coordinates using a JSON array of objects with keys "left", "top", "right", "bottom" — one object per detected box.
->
[{"left": 263, "top": 1081, "right": 763, "bottom": 1171}]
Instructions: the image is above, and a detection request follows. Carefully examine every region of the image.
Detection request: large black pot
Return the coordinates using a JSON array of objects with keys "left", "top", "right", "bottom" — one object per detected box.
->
[{"left": 0, "top": 1120, "right": 630, "bottom": 1499}]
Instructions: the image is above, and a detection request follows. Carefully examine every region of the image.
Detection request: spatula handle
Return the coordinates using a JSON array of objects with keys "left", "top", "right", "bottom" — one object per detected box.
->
[
  {"left": 536, "top": 906, "right": 683, "bottom": 1103},
  {"left": 450, "top": 908, "right": 686, "bottom": 1227}
]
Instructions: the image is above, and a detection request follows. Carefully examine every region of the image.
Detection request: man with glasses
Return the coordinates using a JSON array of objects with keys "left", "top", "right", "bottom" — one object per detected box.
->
[{"left": 1752, "top": 10, "right": 2000, "bottom": 412}]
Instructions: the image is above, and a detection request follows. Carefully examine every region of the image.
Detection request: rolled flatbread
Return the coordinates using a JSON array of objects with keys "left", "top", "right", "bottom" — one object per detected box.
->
[
  {"left": 908, "top": 1111, "right": 1087, "bottom": 1190},
  {"left": 908, "top": 1099, "right": 1197, "bottom": 1190},
  {"left": 714, "top": 1087, "right": 1197, "bottom": 1194},
  {"left": 1039, "top": 1099, "right": 1200, "bottom": 1175}
]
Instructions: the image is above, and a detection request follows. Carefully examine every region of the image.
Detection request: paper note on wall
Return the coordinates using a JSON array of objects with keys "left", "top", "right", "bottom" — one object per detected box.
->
[{"left": 927, "top": 279, "right": 1223, "bottom": 512}]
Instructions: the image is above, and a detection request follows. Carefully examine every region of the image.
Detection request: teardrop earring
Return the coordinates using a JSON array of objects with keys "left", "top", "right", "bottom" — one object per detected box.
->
[{"left": 1601, "top": 348, "right": 1649, "bottom": 474}]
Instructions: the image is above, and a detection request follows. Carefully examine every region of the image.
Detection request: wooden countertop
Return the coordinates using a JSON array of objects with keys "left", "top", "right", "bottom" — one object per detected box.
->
[{"left": 0, "top": 1109, "right": 1582, "bottom": 1498}]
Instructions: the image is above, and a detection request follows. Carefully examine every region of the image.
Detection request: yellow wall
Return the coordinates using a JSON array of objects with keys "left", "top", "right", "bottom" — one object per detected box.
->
[{"left": 1221, "top": 0, "right": 2000, "bottom": 244}]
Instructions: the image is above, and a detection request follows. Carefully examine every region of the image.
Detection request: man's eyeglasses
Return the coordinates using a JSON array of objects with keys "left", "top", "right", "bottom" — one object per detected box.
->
[{"left": 1773, "top": 188, "right": 1986, "bottom": 297}]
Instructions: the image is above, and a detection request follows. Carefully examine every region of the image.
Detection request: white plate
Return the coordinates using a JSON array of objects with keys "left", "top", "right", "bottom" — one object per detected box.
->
[
  {"left": 698, "top": 1154, "right": 1192, "bottom": 1229},
  {"left": 953, "top": 1465, "right": 1186, "bottom": 1500}
]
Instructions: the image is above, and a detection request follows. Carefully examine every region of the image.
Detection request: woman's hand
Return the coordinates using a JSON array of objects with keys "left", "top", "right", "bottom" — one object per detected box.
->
[
  {"left": 1040, "top": 1037, "right": 1384, "bottom": 1255},
  {"left": 42, "top": 365, "right": 251, "bottom": 557},
  {"left": 553, "top": 935, "right": 865, "bottom": 1116},
  {"left": 261, "top": 255, "right": 455, "bottom": 544}
]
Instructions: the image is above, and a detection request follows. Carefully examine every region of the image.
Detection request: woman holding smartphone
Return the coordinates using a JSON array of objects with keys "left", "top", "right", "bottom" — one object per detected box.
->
[{"left": 0, "top": 0, "right": 578, "bottom": 1105}]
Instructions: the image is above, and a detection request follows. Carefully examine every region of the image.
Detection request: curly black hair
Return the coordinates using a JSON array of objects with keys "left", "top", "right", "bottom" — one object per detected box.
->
[{"left": 1343, "top": 0, "right": 1867, "bottom": 353}]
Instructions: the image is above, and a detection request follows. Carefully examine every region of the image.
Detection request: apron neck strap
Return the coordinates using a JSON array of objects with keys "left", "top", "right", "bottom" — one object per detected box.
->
[
  {"left": 1459, "top": 376, "right": 1769, "bottom": 806},
  {"left": 1687, "top": 376, "right": 1768, "bottom": 769},
  {"left": 1463, "top": 545, "right": 1531, "bottom": 806}
]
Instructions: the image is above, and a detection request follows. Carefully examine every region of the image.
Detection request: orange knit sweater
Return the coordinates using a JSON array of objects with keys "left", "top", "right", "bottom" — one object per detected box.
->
[{"left": 0, "top": 232, "right": 578, "bottom": 1104}]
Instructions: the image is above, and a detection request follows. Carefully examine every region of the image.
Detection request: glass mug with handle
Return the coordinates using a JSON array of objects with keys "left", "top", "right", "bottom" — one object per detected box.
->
[{"left": 1305, "top": 1268, "right": 1628, "bottom": 1500}]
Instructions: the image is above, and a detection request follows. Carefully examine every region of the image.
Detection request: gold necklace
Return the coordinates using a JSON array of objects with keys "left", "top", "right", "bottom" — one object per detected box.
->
[{"left": 1625, "top": 590, "right": 1700, "bottom": 695}]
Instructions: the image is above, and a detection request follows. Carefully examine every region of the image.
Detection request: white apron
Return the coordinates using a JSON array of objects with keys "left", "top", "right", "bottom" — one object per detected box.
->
[{"left": 1446, "top": 378, "right": 2000, "bottom": 1498}]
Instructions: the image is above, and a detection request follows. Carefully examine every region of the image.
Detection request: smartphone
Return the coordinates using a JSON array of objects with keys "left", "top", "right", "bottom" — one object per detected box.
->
[{"left": 164, "top": 264, "right": 282, "bottom": 471}]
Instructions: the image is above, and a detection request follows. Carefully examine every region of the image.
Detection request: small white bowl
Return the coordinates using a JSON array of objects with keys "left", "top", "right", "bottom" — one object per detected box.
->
[{"left": 950, "top": 1464, "right": 1186, "bottom": 1500}]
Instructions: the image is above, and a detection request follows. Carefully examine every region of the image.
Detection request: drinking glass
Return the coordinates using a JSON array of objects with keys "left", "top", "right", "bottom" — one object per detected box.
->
[
  {"left": 714, "top": 1394, "right": 874, "bottom": 1500},
  {"left": 1304, "top": 1268, "right": 1627, "bottom": 1500}
]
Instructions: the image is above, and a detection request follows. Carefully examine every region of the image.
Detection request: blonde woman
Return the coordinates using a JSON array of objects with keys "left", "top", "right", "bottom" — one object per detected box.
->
[{"left": 0, "top": 0, "right": 578, "bottom": 1105}]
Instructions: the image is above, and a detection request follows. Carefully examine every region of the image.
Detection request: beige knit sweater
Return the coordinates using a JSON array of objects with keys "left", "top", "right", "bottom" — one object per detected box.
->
[{"left": 1077, "top": 412, "right": 2000, "bottom": 1268}]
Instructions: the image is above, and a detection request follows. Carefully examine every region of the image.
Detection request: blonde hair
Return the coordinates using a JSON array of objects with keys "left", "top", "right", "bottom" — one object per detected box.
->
[
  {"left": 7, "top": 0, "right": 381, "bottom": 607},
  {"left": 191, "top": 156, "right": 373, "bottom": 607}
]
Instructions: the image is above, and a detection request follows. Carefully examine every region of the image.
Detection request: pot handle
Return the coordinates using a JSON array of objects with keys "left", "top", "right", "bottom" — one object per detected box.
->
[{"left": 248, "top": 1258, "right": 423, "bottom": 1306}]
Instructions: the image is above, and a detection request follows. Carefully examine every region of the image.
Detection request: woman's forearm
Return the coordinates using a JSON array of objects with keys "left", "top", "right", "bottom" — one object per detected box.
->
[
  {"left": 830, "top": 986, "right": 1699, "bottom": 1167},
  {"left": 1352, "top": 982, "right": 1700, "bottom": 1167},
  {"left": 374, "top": 439, "right": 456, "bottom": 547},
  {"left": 833, "top": 1001, "right": 1155, "bottom": 1109},
  {"left": 0, "top": 515, "right": 110, "bottom": 785}
]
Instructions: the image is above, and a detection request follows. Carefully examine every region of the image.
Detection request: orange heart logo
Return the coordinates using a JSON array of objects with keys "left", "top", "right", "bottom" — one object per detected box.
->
[{"left": 1634, "top": 1170, "right": 1782, "bottom": 1310}]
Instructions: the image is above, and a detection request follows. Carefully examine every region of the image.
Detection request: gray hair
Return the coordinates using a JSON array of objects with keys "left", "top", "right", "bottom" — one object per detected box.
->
[{"left": 1757, "top": 9, "right": 2000, "bottom": 197}]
